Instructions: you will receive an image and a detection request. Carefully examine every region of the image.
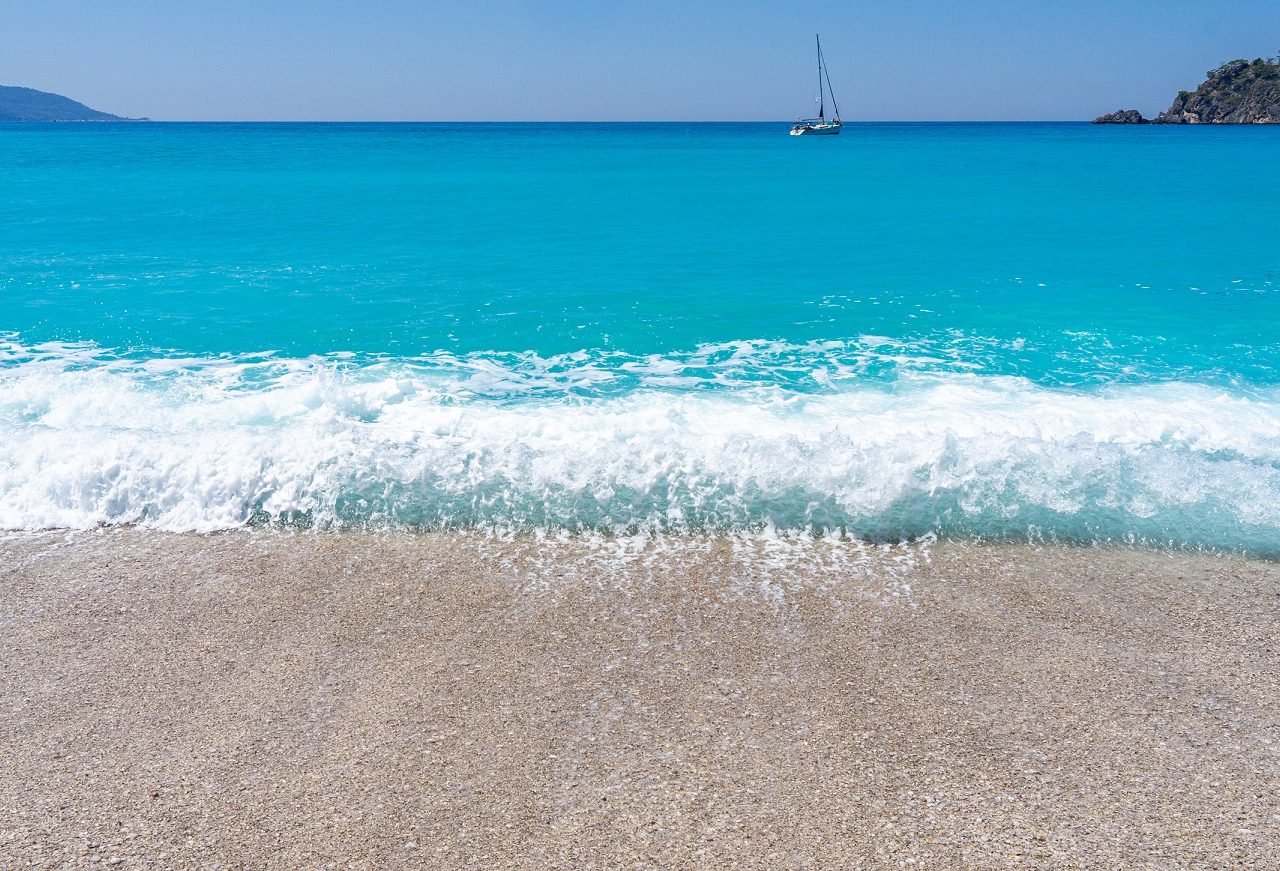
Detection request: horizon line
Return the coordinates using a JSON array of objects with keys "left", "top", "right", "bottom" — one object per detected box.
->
[{"left": 12, "top": 118, "right": 1116, "bottom": 125}]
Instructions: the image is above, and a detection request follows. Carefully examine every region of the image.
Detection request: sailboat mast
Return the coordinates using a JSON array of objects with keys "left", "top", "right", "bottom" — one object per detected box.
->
[
  {"left": 816, "top": 34, "right": 824, "bottom": 120},
  {"left": 819, "top": 36, "right": 840, "bottom": 122}
]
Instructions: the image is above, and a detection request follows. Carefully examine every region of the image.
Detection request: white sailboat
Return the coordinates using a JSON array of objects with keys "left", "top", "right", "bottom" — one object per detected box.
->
[{"left": 790, "top": 35, "right": 842, "bottom": 136}]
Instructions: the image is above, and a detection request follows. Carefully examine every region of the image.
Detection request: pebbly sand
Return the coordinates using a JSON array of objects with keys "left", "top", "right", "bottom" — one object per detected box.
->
[{"left": 1, "top": 529, "right": 1278, "bottom": 868}]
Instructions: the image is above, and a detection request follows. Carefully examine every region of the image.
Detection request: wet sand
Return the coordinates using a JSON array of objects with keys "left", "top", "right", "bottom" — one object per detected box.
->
[{"left": 1, "top": 529, "right": 1278, "bottom": 868}]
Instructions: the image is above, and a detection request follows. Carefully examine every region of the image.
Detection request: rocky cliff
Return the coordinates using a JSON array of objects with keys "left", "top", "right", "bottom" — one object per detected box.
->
[{"left": 1094, "top": 57, "right": 1280, "bottom": 124}]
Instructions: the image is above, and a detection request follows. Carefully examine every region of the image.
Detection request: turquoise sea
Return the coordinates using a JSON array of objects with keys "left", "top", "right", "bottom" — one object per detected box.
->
[{"left": 3, "top": 122, "right": 1279, "bottom": 550}]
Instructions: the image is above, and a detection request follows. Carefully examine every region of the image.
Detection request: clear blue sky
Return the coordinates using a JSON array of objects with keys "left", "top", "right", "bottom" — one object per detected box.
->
[{"left": 4, "top": 1, "right": 1278, "bottom": 121}]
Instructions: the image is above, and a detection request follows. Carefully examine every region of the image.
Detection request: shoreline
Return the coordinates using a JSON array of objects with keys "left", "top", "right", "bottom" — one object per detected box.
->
[{"left": 3, "top": 529, "right": 1277, "bottom": 866}]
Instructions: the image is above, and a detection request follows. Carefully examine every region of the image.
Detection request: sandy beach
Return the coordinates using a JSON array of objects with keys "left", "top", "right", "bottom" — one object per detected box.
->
[{"left": 1, "top": 529, "right": 1277, "bottom": 868}]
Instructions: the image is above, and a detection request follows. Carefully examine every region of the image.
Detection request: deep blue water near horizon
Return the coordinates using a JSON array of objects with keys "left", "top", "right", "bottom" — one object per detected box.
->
[{"left": 3, "top": 121, "right": 1280, "bottom": 551}]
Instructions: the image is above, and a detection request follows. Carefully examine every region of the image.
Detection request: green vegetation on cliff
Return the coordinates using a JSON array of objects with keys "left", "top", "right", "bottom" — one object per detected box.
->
[
  {"left": 1095, "top": 57, "right": 1280, "bottom": 124},
  {"left": 1158, "top": 58, "right": 1280, "bottom": 123}
]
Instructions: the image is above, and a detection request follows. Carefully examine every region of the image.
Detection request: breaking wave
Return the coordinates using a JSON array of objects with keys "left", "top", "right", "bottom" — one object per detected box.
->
[{"left": 3, "top": 339, "right": 1279, "bottom": 553}]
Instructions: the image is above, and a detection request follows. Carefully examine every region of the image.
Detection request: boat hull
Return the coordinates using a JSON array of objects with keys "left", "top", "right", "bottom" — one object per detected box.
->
[{"left": 789, "top": 124, "right": 841, "bottom": 136}]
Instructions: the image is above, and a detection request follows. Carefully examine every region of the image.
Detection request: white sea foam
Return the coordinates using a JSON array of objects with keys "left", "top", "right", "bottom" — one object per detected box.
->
[
  {"left": 477, "top": 527, "right": 933, "bottom": 606},
  {"left": 3, "top": 340, "right": 1280, "bottom": 552}
]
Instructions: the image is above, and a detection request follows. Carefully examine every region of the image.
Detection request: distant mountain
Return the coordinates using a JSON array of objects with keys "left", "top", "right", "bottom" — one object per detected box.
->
[
  {"left": 0, "top": 85, "right": 141, "bottom": 122},
  {"left": 1095, "top": 58, "right": 1280, "bottom": 124}
]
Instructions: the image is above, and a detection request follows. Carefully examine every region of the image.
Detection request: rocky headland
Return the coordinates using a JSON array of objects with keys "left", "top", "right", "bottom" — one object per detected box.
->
[
  {"left": 1094, "top": 57, "right": 1280, "bottom": 123},
  {"left": 0, "top": 85, "right": 141, "bottom": 122}
]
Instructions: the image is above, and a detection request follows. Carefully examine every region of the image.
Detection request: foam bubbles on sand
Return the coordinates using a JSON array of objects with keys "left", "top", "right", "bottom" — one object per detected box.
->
[{"left": 465, "top": 527, "right": 933, "bottom": 607}]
